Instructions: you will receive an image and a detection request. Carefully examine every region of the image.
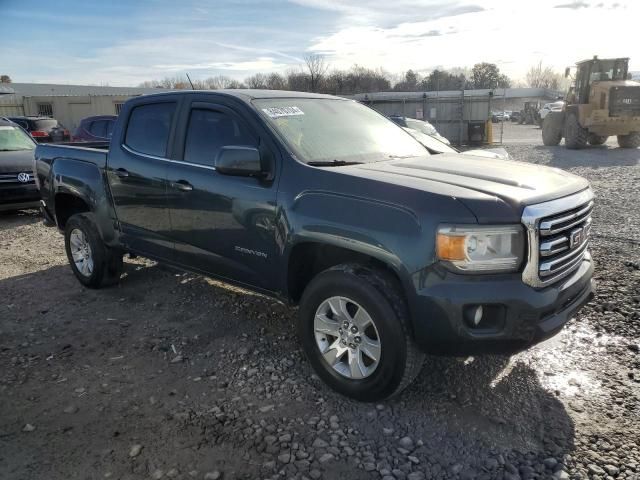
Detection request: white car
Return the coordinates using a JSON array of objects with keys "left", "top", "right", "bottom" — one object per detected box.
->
[
  {"left": 539, "top": 101, "right": 565, "bottom": 121},
  {"left": 403, "top": 127, "right": 510, "bottom": 160}
]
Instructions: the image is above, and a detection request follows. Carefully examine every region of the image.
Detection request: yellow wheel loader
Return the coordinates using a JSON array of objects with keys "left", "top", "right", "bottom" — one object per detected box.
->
[{"left": 542, "top": 56, "right": 640, "bottom": 149}]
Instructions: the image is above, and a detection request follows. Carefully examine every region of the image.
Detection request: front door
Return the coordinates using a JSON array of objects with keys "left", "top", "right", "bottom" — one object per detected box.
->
[
  {"left": 164, "top": 100, "right": 279, "bottom": 291},
  {"left": 106, "top": 100, "right": 177, "bottom": 260}
]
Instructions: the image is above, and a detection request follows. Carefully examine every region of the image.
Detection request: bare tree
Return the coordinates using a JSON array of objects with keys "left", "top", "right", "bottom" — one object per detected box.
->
[
  {"left": 304, "top": 54, "right": 328, "bottom": 92},
  {"left": 525, "top": 61, "right": 565, "bottom": 90},
  {"left": 202, "top": 75, "right": 236, "bottom": 89},
  {"left": 266, "top": 72, "right": 287, "bottom": 90},
  {"left": 244, "top": 73, "right": 269, "bottom": 89},
  {"left": 286, "top": 68, "right": 311, "bottom": 92}
]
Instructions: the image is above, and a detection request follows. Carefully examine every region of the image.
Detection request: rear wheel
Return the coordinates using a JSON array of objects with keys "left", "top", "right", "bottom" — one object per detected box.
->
[
  {"left": 617, "top": 132, "right": 640, "bottom": 148},
  {"left": 563, "top": 113, "right": 588, "bottom": 149},
  {"left": 64, "top": 213, "right": 123, "bottom": 288},
  {"left": 542, "top": 115, "right": 563, "bottom": 146},
  {"left": 588, "top": 134, "right": 608, "bottom": 145},
  {"left": 299, "top": 264, "right": 424, "bottom": 401}
]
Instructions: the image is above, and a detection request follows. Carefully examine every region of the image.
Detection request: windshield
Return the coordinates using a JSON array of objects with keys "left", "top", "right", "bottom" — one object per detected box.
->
[
  {"left": 403, "top": 128, "right": 457, "bottom": 154},
  {"left": 255, "top": 98, "right": 428, "bottom": 164},
  {"left": 34, "top": 119, "right": 60, "bottom": 130},
  {"left": 590, "top": 59, "right": 628, "bottom": 81},
  {"left": 0, "top": 125, "right": 36, "bottom": 151},
  {"left": 404, "top": 118, "right": 437, "bottom": 136}
]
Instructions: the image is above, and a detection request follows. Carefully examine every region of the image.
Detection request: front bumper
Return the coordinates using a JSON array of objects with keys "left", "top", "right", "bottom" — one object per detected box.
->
[
  {"left": 0, "top": 184, "right": 40, "bottom": 212},
  {"left": 411, "top": 254, "right": 595, "bottom": 355}
]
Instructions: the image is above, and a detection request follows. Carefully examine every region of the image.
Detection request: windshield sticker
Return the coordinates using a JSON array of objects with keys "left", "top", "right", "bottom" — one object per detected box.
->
[{"left": 262, "top": 106, "right": 304, "bottom": 118}]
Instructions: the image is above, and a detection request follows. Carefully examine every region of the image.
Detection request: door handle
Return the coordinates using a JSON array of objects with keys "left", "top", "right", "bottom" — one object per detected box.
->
[
  {"left": 172, "top": 180, "right": 193, "bottom": 192},
  {"left": 114, "top": 168, "right": 129, "bottom": 178}
]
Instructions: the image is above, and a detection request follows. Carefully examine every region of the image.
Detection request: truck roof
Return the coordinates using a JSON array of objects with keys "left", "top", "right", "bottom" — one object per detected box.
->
[{"left": 136, "top": 89, "right": 345, "bottom": 102}]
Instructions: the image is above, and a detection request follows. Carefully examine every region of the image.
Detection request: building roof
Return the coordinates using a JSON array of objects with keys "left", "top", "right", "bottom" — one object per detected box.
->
[
  {"left": 1, "top": 83, "right": 172, "bottom": 97},
  {"left": 350, "top": 87, "right": 562, "bottom": 101}
]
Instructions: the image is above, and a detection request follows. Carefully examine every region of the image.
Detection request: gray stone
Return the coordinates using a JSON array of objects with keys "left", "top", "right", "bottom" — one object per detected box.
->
[
  {"left": 543, "top": 458, "right": 558, "bottom": 470},
  {"left": 398, "top": 437, "right": 414, "bottom": 450},
  {"left": 203, "top": 471, "right": 221, "bottom": 480},
  {"left": 312, "top": 438, "right": 328, "bottom": 448},
  {"left": 588, "top": 465, "right": 605, "bottom": 475},
  {"left": 277, "top": 453, "right": 291, "bottom": 464},
  {"left": 318, "top": 453, "right": 334, "bottom": 463},
  {"left": 128, "top": 444, "right": 142, "bottom": 457}
]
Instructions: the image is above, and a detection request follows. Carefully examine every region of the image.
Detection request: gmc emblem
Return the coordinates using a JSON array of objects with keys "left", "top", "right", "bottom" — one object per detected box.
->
[{"left": 570, "top": 228, "right": 583, "bottom": 249}]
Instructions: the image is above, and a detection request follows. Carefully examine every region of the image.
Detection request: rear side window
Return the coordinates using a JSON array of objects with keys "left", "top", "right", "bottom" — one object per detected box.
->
[
  {"left": 183, "top": 109, "right": 257, "bottom": 166},
  {"left": 125, "top": 103, "right": 175, "bottom": 157}
]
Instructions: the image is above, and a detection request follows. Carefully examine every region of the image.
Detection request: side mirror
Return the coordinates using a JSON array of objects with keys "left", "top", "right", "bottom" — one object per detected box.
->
[{"left": 215, "top": 146, "right": 265, "bottom": 178}]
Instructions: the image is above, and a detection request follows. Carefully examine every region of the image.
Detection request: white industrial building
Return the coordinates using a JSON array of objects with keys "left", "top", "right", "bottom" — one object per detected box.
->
[{"left": 0, "top": 83, "right": 170, "bottom": 132}]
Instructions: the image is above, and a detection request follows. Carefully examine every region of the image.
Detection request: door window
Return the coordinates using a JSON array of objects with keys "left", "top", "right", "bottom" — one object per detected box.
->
[
  {"left": 184, "top": 109, "right": 257, "bottom": 166},
  {"left": 125, "top": 103, "right": 175, "bottom": 157}
]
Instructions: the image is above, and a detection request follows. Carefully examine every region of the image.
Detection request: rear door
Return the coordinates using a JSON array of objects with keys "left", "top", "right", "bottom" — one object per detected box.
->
[
  {"left": 106, "top": 99, "right": 178, "bottom": 260},
  {"left": 164, "top": 97, "right": 279, "bottom": 291}
]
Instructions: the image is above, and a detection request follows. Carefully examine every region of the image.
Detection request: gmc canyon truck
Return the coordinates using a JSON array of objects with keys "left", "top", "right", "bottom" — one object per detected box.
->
[{"left": 35, "top": 90, "right": 595, "bottom": 401}]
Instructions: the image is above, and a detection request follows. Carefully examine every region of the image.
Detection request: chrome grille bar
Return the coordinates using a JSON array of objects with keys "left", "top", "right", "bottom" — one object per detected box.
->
[{"left": 521, "top": 189, "right": 594, "bottom": 288}]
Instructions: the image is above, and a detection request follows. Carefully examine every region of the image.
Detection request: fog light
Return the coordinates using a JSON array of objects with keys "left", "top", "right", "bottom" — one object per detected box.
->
[{"left": 464, "top": 305, "right": 484, "bottom": 327}]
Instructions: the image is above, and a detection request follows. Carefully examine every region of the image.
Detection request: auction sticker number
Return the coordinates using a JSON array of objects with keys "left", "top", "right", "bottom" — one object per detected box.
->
[{"left": 262, "top": 106, "right": 304, "bottom": 118}]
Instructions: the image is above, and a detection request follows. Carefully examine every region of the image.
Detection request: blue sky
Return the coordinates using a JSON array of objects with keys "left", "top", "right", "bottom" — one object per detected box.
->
[{"left": 0, "top": 0, "right": 637, "bottom": 86}]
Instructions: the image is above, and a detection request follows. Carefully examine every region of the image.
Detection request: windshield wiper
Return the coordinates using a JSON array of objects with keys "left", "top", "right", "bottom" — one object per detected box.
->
[{"left": 307, "top": 160, "right": 363, "bottom": 167}]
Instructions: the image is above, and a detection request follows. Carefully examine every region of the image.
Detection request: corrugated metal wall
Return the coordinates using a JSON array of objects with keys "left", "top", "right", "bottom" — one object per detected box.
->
[
  {"left": 0, "top": 94, "right": 136, "bottom": 131},
  {"left": 361, "top": 93, "right": 493, "bottom": 145}
]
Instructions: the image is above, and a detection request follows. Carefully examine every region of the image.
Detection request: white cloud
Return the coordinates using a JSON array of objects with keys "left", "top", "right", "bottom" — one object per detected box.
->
[{"left": 303, "top": 0, "right": 639, "bottom": 81}]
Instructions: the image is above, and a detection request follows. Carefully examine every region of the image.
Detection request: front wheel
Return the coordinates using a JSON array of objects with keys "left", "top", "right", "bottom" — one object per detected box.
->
[
  {"left": 64, "top": 213, "right": 123, "bottom": 288},
  {"left": 542, "top": 115, "right": 562, "bottom": 146},
  {"left": 299, "top": 264, "right": 424, "bottom": 401},
  {"left": 563, "top": 113, "right": 588, "bottom": 149},
  {"left": 617, "top": 132, "right": 640, "bottom": 148}
]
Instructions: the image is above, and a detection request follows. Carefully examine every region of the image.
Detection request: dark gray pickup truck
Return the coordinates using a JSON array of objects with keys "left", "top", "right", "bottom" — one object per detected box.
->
[{"left": 34, "top": 90, "right": 595, "bottom": 400}]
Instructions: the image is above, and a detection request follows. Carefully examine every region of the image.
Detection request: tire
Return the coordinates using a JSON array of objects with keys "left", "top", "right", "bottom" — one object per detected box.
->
[
  {"left": 588, "top": 133, "right": 608, "bottom": 145},
  {"left": 542, "top": 115, "right": 562, "bottom": 146},
  {"left": 298, "top": 263, "right": 425, "bottom": 401},
  {"left": 563, "top": 113, "right": 588, "bottom": 149},
  {"left": 64, "top": 213, "right": 123, "bottom": 288},
  {"left": 617, "top": 132, "right": 640, "bottom": 148}
]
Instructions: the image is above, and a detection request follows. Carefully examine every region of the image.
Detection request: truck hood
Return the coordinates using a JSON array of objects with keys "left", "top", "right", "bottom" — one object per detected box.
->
[
  {"left": 0, "top": 149, "right": 35, "bottom": 173},
  {"left": 341, "top": 154, "right": 589, "bottom": 219}
]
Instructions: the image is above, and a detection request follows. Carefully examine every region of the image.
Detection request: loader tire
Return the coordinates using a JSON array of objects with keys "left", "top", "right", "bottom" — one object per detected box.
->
[
  {"left": 587, "top": 134, "right": 608, "bottom": 145},
  {"left": 617, "top": 132, "right": 640, "bottom": 148},
  {"left": 563, "top": 113, "right": 588, "bottom": 149},
  {"left": 542, "top": 115, "right": 563, "bottom": 146}
]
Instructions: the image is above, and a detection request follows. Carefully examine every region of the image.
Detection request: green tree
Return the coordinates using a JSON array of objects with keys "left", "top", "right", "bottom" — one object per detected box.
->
[
  {"left": 0, "top": 75, "right": 11, "bottom": 84},
  {"left": 470, "top": 62, "right": 511, "bottom": 89}
]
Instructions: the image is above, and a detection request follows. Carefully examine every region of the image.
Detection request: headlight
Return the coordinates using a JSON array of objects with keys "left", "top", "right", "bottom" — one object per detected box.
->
[{"left": 436, "top": 225, "right": 524, "bottom": 273}]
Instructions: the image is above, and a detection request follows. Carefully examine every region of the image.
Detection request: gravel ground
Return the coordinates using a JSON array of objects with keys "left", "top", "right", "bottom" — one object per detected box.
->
[{"left": 1, "top": 125, "right": 639, "bottom": 480}]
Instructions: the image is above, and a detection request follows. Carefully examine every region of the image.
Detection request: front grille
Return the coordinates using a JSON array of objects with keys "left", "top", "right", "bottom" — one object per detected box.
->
[
  {"left": 538, "top": 200, "right": 592, "bottom": 280},
  {"left": 521, "top": 189, "right": 594, "bottom": 288},
  {"left": 609, "top": 86, "right": 640, "bottom": 117},
  {"left": 0, "top": 172, "right": 35, "bottom": 185}
]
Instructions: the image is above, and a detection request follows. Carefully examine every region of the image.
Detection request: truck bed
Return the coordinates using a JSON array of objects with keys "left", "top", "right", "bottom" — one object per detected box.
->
[{"left": 35, "top": 142, "right": 110, "bottom": 169}]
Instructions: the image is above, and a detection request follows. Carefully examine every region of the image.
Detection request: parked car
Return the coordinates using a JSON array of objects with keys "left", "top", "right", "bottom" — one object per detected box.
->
[
  {"left": 388, "top": 115, "right": 451, "bottom": 144},
  {"left": 539, "top": 101, "right": 565, "bottom": 121},
  {"left": 7, "top": 116, "right": 70, "bottom": 143},
  {"left": 73, "top": 115, "right": 118, "bottom": 142},
  {"left": 35, "top": 90, "right": 595, "bottom": 401},
  {"left": 510, "top": 111, "right": 522, "bottom": 123},
  {"left": 402, "top": 127, "right": 511, "bottom": 160},
  {"left": 491, "top": 111, "right": 511, "bottom": 123},
  {"left": 0, "top": 118, "right": 39, "bottom": 211}
]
